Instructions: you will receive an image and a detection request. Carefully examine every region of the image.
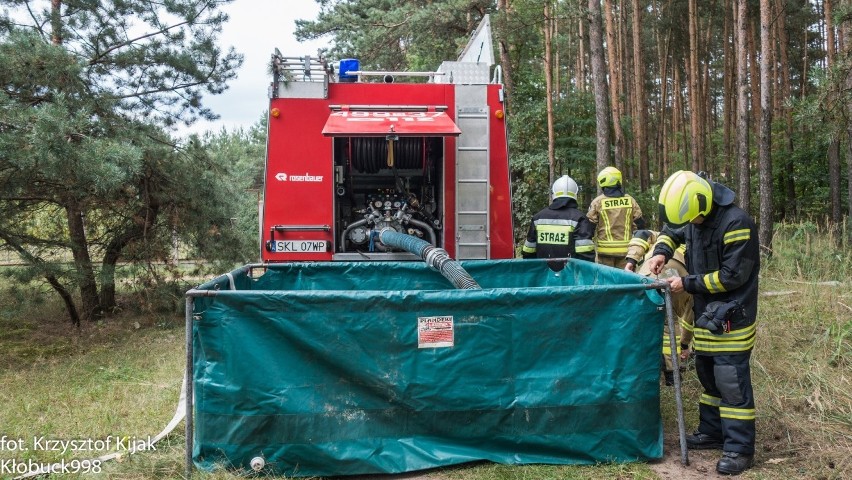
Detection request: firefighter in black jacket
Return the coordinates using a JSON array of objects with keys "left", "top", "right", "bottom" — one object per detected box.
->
[
  {"left": 646, "top": 170, "right": 759, "bottom": 476},
  {"left": 521, "top": 175, "right": 595, "bottom": 261}
]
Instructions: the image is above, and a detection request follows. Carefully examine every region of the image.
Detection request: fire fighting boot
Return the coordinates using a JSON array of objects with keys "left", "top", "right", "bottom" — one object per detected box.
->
[
  {"left": 716, "top": 451, "right": 754, "bottom": 475},
  {"left": 685, "top": 431, "right": 723, "bottom": 450},
  {"left": 663, "top": 370, "right": 675, "bottom": 386}
]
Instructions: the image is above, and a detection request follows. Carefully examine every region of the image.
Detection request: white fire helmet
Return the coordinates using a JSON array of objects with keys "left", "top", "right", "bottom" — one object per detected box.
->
[{"left": 551, "top": 175, "right": 579, "bottom": 199}]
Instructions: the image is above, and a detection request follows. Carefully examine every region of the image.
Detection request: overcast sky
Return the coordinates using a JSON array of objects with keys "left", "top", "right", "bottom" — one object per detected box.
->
[{"left": 179, "top": 0, "right": 328, "bottom": 137}]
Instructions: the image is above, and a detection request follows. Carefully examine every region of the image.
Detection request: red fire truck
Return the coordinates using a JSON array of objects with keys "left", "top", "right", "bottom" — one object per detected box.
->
[{"left": 260, "top": 16, "right": 513, "bottom": 262}]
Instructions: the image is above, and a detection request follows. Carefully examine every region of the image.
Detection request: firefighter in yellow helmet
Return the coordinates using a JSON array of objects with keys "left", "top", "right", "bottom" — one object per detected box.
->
[
  {"left": 586, "top": 167, "right": 645, "bottom": 268},
  {"left": 646, "top": 170, "right": 760, "bottom": 475},
  {"left": 625, "top": 229, "right": 694, "bottom": 386},
  {"left": 521, "top": 175, "right": 596, "bottom": 261}
]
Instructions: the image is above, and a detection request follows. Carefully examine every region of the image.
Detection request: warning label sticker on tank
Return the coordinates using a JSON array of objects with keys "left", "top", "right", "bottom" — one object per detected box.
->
[{"left": 417, "top": 316, "right": 454, "bottom": 348}]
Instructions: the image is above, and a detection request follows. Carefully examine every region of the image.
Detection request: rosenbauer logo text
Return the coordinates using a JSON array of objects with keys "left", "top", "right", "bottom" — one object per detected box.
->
[{"left": 274, "top": 172, "right": 323, "bottom": 182}]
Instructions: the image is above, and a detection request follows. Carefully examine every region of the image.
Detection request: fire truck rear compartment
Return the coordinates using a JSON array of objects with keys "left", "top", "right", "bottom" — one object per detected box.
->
[{"left": 334, "top": 136, "right": 444, "bottom": 253}]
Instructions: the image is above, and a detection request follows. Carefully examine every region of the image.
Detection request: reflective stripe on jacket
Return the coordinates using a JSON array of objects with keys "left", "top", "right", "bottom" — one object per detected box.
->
[
  {"left": 587, "top": 193, "right": 643, "bottom": 257},
  {"left": 653, "top": 197, "right": 760, "bottom": 355},
  {"left": 522, "top": 197, "right": 595, "bottom": 261}
]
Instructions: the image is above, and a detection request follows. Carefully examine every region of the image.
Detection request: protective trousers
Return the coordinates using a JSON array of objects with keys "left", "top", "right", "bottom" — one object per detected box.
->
[
  {"left": 596, "top": 254, "right": 628, "bottom": 269},
  {"left": 694, "top": 352, "right": 755, "bottom": 455}
]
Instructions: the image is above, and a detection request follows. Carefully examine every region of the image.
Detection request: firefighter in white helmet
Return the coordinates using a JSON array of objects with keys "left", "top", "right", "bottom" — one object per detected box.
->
[
  {"left": 521, "top": 175, "right": 595, "bottom": 261},
  {"left": 586, "top": 167, "right": 645, "bottom": 268},
  {"left": 646, "top": 170, "right": 759, "bottom": 475},
  {"left": 625, "top": 229, "right": 694, "bottom": 386}
]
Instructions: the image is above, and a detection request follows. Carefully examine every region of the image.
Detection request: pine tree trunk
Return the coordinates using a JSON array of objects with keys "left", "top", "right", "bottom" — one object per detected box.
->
[
  {"left": 800, "top": 27, "right": 809, "bottom": 99},
  {"left": 674, "top": 65, "right": 688, "bottom": 170},
  {"left": 671, "top": 67, "right": 680, "bottom": 174},
  {"left": 841, "top": 5, "right": 848, "bottom": 53},
  {"left": 847, "top": 129, "right": 852, "bottom": 222},
  {"left": 100, "top": 203, "right": 160, "bottom": 311},
  {"left": 702, "top": 13, "right": 714, "bottom": 170},
  {"left": 736, "top": 0, "right": 751, "bottom": 212},
  {"left": 723, "top": 0, "right": 735, "bottom": 175},
  {"left": 51, "top": 0, "right": 103, "bottom": 321},
  {"left": 65, "top": 201, "right": 102, "bottom": 320},
  {"left": 56, "top": 0, "right": 101, "bottom": 319},
  {"left": 657, "top": 2, "right": 673, "bottom": 178},
  {"left": 604, "top": 0, "right": 625, "bottom": 170},
  {"left": 554, "top": 10, "right": 561, "bottom": 95},
  {"left": 748, "top": 18, "right": 761, "bottom": 133},
  {"left": 845, "top": 1, "right": 852, "bottom": 224},
  {"left": 630, "top": 0, "right": 648, "bottom": 190},
  {"left": 828, "top": 140, "right": 842, "bottom": 224},
  {"left": 825, "top": 0, "right": 842, "bottom": 225},
  {"left": 687, "top": 0, "right": 703, "bottom": 172},
  {"left": 826, "top": 0, "right": 836, "bottom": 65},
  {"left": 775, "top": 0, "right": 795, "bottom": 219},
  {"left": 623, "top": 10, "right": 635, "bottom": 170},
  {"left": 50, "top": 0, "right": 62, "bottom": 45},
  {"left": 100, "top": 260, "right": 119, "bottom": 313},
  {"left": 589, "top": 0, "right": 612, "bottom": 173},
  {"left": 771, "top": 13, "right": 781, "bottom": 117},
  {"left": 758, "top": 0, "right": 774, "bottom": 251},
  {"left": 544, "top": 2, "right": 556, "bottom": 184},
  {"left": 617, "top": 0, "right": 630, "bottom": 166},
  {"left": 578, "top": 17, "right": 587, "bottom": 91}
]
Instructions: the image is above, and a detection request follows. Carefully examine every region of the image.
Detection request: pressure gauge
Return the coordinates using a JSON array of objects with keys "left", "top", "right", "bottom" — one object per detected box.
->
[
  {"left": 374, "top": 200, "right": 383, "bottom": 208},
  {"left": 393, "top": 201, "right": 401, "bottom": 208},
  {"left": 384, "top": 201, "right": 392, "bottom": 208}
]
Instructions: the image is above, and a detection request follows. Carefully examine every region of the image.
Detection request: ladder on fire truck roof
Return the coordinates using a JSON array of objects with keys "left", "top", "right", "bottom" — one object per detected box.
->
[
  {"left": 450, "top": 15, "right": 496, "bottom": 260},
  {"left": 455, "top": 86, "right": 490, "bottom": 260}
]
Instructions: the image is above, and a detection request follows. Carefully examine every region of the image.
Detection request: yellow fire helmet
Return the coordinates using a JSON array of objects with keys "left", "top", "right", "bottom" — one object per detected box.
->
[
  {"left": 597, "top": 166, "right": 622, "bottom": 188},
  {"left": 658, "top": 170, "right": 713, "bottom": 227},
  {"left": 551, "top": 175, "right": 579, "bottom": 199}
]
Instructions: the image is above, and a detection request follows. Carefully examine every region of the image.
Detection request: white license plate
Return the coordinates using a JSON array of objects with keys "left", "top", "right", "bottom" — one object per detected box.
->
[{"left": 271, "top": 240, "right": 327, "bottom": 253}]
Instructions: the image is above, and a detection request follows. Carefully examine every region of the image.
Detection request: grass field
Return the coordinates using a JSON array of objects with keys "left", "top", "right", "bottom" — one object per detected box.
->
[{"left": 1, "top": 223, "right": 850, "bottom": 479}]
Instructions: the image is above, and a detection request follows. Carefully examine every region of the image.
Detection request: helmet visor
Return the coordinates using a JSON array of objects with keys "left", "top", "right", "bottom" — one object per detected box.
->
[{"left": 658, "top": 203, "right": 689, "bottom": 228}]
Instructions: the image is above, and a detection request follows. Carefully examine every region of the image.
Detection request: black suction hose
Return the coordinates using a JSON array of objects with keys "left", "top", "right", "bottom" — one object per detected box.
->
[{"left": 378, "top": 229, "right": 480, "bottom": 290}]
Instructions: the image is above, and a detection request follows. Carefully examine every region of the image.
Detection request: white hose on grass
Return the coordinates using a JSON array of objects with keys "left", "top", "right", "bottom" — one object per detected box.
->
[{"left": 14, "top": 376, "right": 187, "bottom": 479}]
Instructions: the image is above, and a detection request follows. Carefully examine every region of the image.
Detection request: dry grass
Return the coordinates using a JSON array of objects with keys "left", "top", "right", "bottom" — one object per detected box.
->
[
  {"left": 744, "top": 222, "right": 852, "bottom": 479},
  {"left": 0, "top": 222, "right": 850, "bottom": 479}
]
